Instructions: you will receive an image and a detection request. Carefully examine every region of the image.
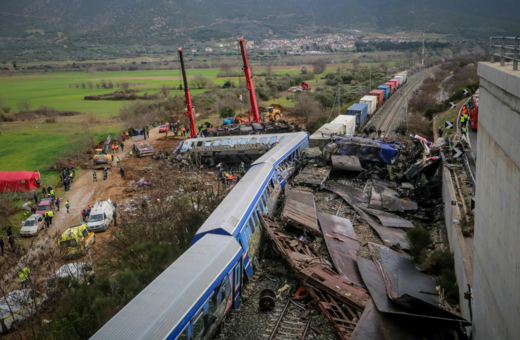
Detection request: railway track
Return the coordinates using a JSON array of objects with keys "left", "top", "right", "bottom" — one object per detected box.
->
[
  {"left": 261, "top": 300, "right": 311, "bottom": 340},
  {"left": 367, "top": 69, "right": 432, "bottom": 138}
]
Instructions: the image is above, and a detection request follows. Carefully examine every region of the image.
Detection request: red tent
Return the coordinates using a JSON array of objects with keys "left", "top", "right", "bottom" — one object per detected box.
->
[{"left": 0, "top": 171, "right": 41, "bottom": 193}]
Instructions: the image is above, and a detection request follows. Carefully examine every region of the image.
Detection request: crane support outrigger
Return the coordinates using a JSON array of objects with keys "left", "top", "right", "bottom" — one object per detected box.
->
[
  {"left": 238, "top": 37, "right": 261, "bottom": 123},
  {"left": 178, "top": 47, "right": 197, "bottom": 138}
]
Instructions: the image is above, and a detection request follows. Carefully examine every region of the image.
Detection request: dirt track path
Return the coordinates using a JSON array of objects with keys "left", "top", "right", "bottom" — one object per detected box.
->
[{"left": 2, "top": 126, "right": 170, "bottom": 289}]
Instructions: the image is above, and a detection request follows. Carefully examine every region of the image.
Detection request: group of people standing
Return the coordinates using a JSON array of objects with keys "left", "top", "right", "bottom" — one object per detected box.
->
[
  {"left": 59, "top": 167, "right": 75, "bottom": 191},
  {"left": 217, "top": 162, "right": 245, "bottom": 186}
]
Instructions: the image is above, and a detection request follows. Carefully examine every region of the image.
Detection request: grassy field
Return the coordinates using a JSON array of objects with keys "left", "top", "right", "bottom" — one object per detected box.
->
[{"left": 0, "top": 60, "right": 397, "bottom": 174}]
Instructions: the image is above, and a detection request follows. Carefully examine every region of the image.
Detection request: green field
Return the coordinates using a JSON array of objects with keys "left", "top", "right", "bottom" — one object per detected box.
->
[{"left": 0, "top": 61, "right": 396, "bottom": 174}]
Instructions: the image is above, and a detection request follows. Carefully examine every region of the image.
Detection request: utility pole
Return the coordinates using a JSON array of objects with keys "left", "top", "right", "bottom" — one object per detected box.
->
[
  {"left": 369, "top": 67, "right": 372, "bottom": 90},
  {"left": 337, "top": 83, "right": 341, "bottom": 117},
  {"left": 422, "top": 33, "right": 425, "bottom": 66}
]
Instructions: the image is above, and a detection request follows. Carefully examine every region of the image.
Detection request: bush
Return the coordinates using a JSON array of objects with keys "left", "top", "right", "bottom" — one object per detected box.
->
[
  {"left": 46, "top": 117, "right": 57, "bottom": 123},
  {"left": 406, "top": 228, "right": 432, "bottom": 263},
  {"left": 1, "top": 106, "right": 10, "bottom": 113},
  {"left": 422, "top": 251, "right": 459, "bottom": 305},
  {"left": 1, "top": 113, "right": 15, "bottom": 122},
  {"left": 219, "top": 105, "right": 235, "bottom": 118}
]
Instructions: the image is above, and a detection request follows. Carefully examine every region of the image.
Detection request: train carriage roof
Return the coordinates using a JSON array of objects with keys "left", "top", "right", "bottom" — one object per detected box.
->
[{"left": 91, "top": 234, "right": 242, "bottom": 340}]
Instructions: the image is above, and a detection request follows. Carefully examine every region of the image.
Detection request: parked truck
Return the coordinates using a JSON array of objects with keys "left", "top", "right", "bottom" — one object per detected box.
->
[{"left": 132, "top": 129, "right": 154, "bottom": 157}]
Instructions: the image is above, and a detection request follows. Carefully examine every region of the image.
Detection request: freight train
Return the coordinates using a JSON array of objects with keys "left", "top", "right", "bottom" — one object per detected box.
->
[
  {"left": 346, "top": 71, "right": 408, "bottom": 127},
  {"left": 90, "top": 132, "right": 310, "bottom": 340}
]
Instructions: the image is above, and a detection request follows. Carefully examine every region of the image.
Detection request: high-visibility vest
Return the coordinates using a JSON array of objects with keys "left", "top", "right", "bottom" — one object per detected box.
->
[
  {"left": 464, "top": 113, "right": 468, "bottom": 119},
  {"left": 50, "top": 189, "right": 54, "bottom": 195},
  {"left": 129, "top": 150, "right": 133, "bottom": 155},
  {"left": 65, "top": 201, "right": 70, "bottom": 207},
  {"left": 460, "top": 116, "right": 465, "bottom": 122},
  {"left": 47, "top": 211, "right": 54, "bottom": 217}
]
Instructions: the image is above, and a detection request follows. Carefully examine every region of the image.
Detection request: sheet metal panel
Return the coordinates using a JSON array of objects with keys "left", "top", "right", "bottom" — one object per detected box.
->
[
  {"left": 354, "top": 206, "right": 409, "bottom": 250},
  {"left": 358, "top": 206, "right": 414, "bottom": 229},
  {"left": 318, "top": 212, "right": 365, "bottom": 288},
  {"left": 293, "top": 165, "right": 331, "bottom": 189},
  {"left": 91, "top": 234, "right": 242, "bottom": 340},
  {"left": 282, "top": 188, "right": 320, "bottom": 234}
]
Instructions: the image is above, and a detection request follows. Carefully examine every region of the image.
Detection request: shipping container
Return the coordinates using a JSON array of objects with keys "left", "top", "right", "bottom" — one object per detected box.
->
[
  {"left": 309, "top": 115, "right": 356, "bottom": 149},
  {"left": 397, "top": 72, "right": 407, "bottom": 83},
  {"left": 389, "top": 78, "right": 399, "bottom": 92},
  {"left": 395, "top": 75, "right": 405, "bottom": 86},
  {"left": 359, "top": 95, "right": 378, "bottom": 115},
  {"left": 345, "top": 103, "right": 368, "bottom": 126},
  {"left": 384, "top": 82, "right": 395, "bottom": 93},
  {"left": 377, "top": 85, "right": 390, "bottom": 98},
  {"left": 369, "top": 90, "right": 385, "bottom": 105}
]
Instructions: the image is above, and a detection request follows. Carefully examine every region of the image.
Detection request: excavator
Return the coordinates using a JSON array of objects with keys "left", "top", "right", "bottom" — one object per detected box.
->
[
  {"left": 178, "top": 47, "right": 197, "bottom": 138},
  {"left": 263, "top": 107, "right": 281, "bottom": 121},
  {"left": 92, "top": 135, "right": 113, "bottom": 169}
]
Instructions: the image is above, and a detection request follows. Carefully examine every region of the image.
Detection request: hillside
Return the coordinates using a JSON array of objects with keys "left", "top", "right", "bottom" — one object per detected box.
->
[{"left": 0, "top": 0, "right": 518, "bottom": 61}]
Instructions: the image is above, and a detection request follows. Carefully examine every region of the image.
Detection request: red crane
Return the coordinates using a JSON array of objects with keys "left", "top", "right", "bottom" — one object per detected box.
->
[
  {"left": 178, "top": 47, "right": 197, "bottom": 138},
  {"left": 238, "top": 37, "right": 261, "bottom": 123}
]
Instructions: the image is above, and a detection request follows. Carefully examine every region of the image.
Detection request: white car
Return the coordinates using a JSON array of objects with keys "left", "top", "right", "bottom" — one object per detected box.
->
[
  {"left": 46, "top": 262, "right": 95, "bottom": 292},
  {"left": 0, "top": 289, "right": 48, "bottom": 333},
  {"left": 20, "top": 214, "right": 44, "bottom": 237}
]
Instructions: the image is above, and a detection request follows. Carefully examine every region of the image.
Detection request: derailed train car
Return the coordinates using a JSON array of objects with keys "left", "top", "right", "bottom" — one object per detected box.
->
[{"left": 91, "top": 132, "right": 310, "bottom": 340}]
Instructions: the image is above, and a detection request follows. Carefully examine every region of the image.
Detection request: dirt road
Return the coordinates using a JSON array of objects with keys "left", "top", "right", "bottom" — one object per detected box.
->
[{"left": 2, "top": 127, "right": 180, "bottom": 288}]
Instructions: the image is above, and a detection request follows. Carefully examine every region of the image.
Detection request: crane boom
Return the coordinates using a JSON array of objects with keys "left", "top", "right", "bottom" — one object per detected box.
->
[
  {"left": 238, "top": 37, "right": 261, "bottom": 123},
  {"left": 178, "top": 47, "right": 197, "bottom": 138}
]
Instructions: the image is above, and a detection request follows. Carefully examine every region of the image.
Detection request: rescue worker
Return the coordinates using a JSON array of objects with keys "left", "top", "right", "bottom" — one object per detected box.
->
[
  {"left": 69, "top": 171, "right": 74, "bottom": 183},
  {"left": 439, "top": 126, "right": 443, "bottom": 138},
  {"left": 8, "top": 236, "right": 14, "bottom": 250},
  {"left": 220, "top": 172, "right": 226, "bottom": 186},
  {"left": 93, "top": 171, "right": 97, "bottom": 182},
  {"left": 103, "top": 167, "right": 108, "bottom": 180},
  {"left": 42, "top": 186, "right": 47, "bottom": 198},
  {"left": 47, "top": 210, "right": 54, "bottom": 225},
  {"left": 120, "top": 167, "right": 125, "bottom": 178},
  {"left": 460, "top": 115, "right": 466, "bottom": 127},
  {"left": 462, "top": 126, "right": 467, "bottom": 134},
  {"left": 129, "top": 149, "right": 133, "bottom": 158},
  {"left": 65, "top": 200, "right": 70, "bottom": 213},
  {"left": 116, "top": 156, "right": 120, "bottom": 166},
  {"left": 0, "top": 237, "right": 4, "bottom": 256},
  {"left": 19, "top": 267, "right": 30, "bottom": 288},
  {"left": 35, "top": 178, "right": 40, "bottom": 188},
  {"left": 113, "top": 210, "right": 117, "bottom": 226},
  {"left": 55, "top": 197, "right": 60, "bottom": 211},
  {"left": 125, "top": 131, "right": 129, "bottom": 137},
  {"left": 181, "top": 126, "right": 186, "bottom": 136},
  {"left": 120, "top": 142, "right": 124, "bottom": 151},
  {"left": 44, "top": 211, "right": 51, "bottom": 228},
  {"left": 34, "top": 192, "right": 39, "bottom": 204},
  {"left": 7, "top": 227, "right": 12, "bottom": 238},
  {"left": 227, "top": 172, "right": 234, "bottom": 186},
  {"left": 111, "top": 144, "right": 115, "bottom": 154},
  {"left": 239, "top": 162, "right": 245, "bottom": 173},
  {"left": 63, "top": 176, "right": 70, "bottom": 191},
  {"left": 49, "top": 188, "right": 55, "bottom": 199},
  {"left": 115, "top": 143, "right": 119, "bottom": 152},
  {"left": 377, "top": 129, "right": 382, "bottom": 138}
]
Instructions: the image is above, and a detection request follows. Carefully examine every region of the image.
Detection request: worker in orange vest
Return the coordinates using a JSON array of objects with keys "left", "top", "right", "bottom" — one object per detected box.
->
[{"left": 227, "top": 172, "right": 234, "bottom": 185}]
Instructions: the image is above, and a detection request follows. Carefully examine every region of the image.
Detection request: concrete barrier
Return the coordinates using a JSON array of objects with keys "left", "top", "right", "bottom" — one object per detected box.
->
[{"left": 441, "top": 163, "right": 473, "bottom": 323}]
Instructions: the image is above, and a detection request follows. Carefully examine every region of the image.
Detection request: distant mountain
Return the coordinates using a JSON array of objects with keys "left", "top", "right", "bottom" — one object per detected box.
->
[{"left": 0, "top": 0, "right": 518, "bottom": 60}]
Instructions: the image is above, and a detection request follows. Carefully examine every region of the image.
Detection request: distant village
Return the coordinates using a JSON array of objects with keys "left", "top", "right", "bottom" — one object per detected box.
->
[{"left": 189, "top": 33, "right": 422, "bottom": 54}]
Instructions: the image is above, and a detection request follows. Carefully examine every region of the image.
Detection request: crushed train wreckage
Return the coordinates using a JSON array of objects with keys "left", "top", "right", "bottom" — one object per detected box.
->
[
  {"left": 257, "top": 132, "right": 469, "bottom": 340},
  {"left": 201, "top": 119, "right": 302, "bottom": 137}
]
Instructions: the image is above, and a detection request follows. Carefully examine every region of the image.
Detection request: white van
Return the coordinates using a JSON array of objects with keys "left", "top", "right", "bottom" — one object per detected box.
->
[{"left": 87, "top": 199, "right": 115, "bottom": 232}]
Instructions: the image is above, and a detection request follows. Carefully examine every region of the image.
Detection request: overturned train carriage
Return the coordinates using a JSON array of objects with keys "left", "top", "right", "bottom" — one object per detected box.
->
[{"left": 175, "top": 133, "right": 300, "bottom": 165}]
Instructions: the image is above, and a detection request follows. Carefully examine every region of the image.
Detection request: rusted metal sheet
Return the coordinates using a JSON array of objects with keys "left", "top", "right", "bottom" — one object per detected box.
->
[
  {"left": 317, "top": 212, "right": 365, "bottom": 288},
  {"left": 261, "top": 214, "right": 322, "bottom": 264},
  {"left": 358, "top": 206, "right": 414, "bottom": 229},
  {"left": 357, "top": 247, "right": 470, "bottom": 324},
  {"left": 293, "top": 165, "right": 331, "bottom": 189},
  {"left": 307, "top": 287, "right": 360, "bottom": 340},
  {"left": 354, "top": 206, "right": 409, "bottom": 250},
  {"left": 372, "top": 244, "right": 468, "bottom": 325},
  {"left": 350, "top": 299, "right": 456, "bottom": 340},
  {"left": 331, "top": 155, "right": 363, "bottom": 171},
  {"left": 325, "top": 182, "right": 369, "bottom": 207},
  {"left": 281, "top": 188, "right": 320, "bottom": 234},
  {"left": 381, "top": 195, "right": 417, "bottom": 212},
  {"left": 370, "top": 179, "right": 418, "bottom": 212},
  {"left": 299, "top": 263, "right": 369, "bottom": 311}
]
